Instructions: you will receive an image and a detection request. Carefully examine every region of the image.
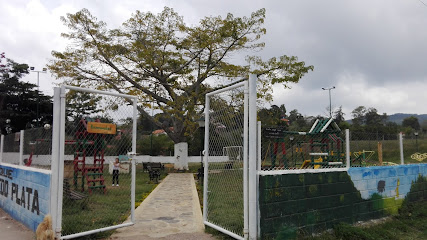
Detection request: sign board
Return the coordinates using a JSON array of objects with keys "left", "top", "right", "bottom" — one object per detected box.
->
[
  {"left": 87, "top": 122, "right": 116, "bottom": 134},
  {"left": 263, "top": 127, "right": 287, "bottom": 139}
]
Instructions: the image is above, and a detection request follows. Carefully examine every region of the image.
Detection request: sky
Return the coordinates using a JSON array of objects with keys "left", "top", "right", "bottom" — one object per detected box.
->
[{"left": 1, "top": 0, "right": 427, "bottom": 119}]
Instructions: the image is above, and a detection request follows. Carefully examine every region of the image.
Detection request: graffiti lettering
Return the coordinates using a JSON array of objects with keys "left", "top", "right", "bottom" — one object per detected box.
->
[
  {"left": 3, "top": 181, "right": 39, "bottom": 215},
  {"left": 0, "top": 167, "right": 13, "bottom": 180}
]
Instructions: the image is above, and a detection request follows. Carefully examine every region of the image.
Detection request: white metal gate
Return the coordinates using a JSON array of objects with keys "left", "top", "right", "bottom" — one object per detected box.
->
[
  {"left": 51, "top": 86, "right": 137, "bottom": 239},
  {"left": 203, "top": 81, "right": 249, "bottom": 239}
]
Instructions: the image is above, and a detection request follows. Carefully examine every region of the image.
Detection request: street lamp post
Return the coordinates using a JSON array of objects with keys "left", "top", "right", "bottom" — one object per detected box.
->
[
  {"left": 322, "top": 86, "right": 335, "bottom": 118},
  {"left": 30, "top": 67, "right": 47, "bottom": 127}
]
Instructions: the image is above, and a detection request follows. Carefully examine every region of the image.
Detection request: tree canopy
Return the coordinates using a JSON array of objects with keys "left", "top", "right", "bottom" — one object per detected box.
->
[
  {"left": 0, "top": 53, "right": 53, "bottom": 133},
  {"left": 48, "top": 7, "right": 313, "bottom": 143}
]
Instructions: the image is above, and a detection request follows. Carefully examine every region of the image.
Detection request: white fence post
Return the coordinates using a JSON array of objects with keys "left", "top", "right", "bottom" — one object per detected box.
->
[
  {"left": 131, "top": 97, "right": 137, "bottom": 223},
  {"left": 243, "top": 81, "right": 249, "bottom": 239},
  {"left": 248, "top": 74, "right": 257, "bottom": 239},
  {"left": 50, "top": 87, "right": 61, "bottom": 237},
  {"left": 19, "top": 130, "right": 24, "bottom": 166},
  {"left": 202, "top": 96, "right": 210, "bottom": 222},
  {"left": 399, "top": 132, "right": 404, "bottom": 165},
  {"left": 346, "top": 129, "right": 350, "bottom": 168},
  {"left": 256, "top": 121, "right": 261, "bottom": 238},
  {"left": 0, "top": 134, "right": 3, "bottom": 163}
]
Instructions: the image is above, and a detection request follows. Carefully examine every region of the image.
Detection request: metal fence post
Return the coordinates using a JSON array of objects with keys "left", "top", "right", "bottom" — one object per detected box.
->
[
  {"left": 19, "top": 130, "right": 24, "bottom": 166},
  {"left": 256, "top": 121, "right": 261, "bottom": 238},
  {"left": 0, "top": 135, "right": 4, "bottom": 163},
  {"left": 56, "top": 86, "right": 67, "bottom": 238},
  {"left": 248, "top": 74, "right": 257, "bottom": 239},
  {"left": 399, "top": 132, "right": 404, "bottom": 165},
  {"left": 203, "top": 96, "right": 210, "bottom": 222},
  {"left": 50, "top": 87, "right": 61, "bottom": 237},
  {"left": 346, "top": 129, "right": 350, "bottom": 168},
  {"left": 131, "top": 98, "right": 137, "bottom": 223},
  {"left": 243, "top": 82, "right": 249, "bottom": 239}
]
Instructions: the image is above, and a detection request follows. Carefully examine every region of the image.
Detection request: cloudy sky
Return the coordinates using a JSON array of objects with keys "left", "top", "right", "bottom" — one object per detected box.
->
[{"left": 1, "top": 0, "right": 427, "bottom": 119}]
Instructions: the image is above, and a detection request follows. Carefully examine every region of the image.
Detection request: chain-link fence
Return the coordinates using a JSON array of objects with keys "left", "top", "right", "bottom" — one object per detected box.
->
[
  {"left": 205, "top": 83, "right": 246, "bottom": 238},
  {"left": 349, "top": 132, "right": 400, "bottom": 167},
  {"left": 60, "top": 89, "right": 135, "bottom": 237},
  {"left": 23, "top": 127, "right": 53, "bottom": 169},
  {"left": 403, "top": 133, "right": 427, "bottom": 164},
  {"left": 260, "top": 125, "right": 347, "bottom": 171},
  {"left": 2, "top": 132, "right": 20, "bottom": 165}
]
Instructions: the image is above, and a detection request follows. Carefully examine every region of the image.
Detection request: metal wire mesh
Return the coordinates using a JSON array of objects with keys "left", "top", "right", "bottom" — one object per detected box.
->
[
  {"left": 402, "top": 133, "right": 427, "bottom": 164},
  {"left": 2, "top": 132, "right": 20, "bottom": 165},
  {"left": 350, "top": 132, "right": 399, "bottom": 167},
  {"left": 23, "top": 127, "right": 53, "bottom": 169},
  {"left": 61, "top": 89, "right": 134, "bottom": 237},
  {"left": 260, "top": 126, "right": 347, "bottom": 170},
  {"left": 206, "top": 85, "right": 245, "bottom": 237}
]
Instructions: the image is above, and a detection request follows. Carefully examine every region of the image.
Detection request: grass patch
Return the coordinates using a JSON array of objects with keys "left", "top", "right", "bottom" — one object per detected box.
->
[
  {"left": 304, "top": 200, "right": 427, "bottom": 240},
  {"left": 61, "top": 164, "right": 163, "bottom": 239},
  {"left": 195, "top": 162, "right": 244, "bottom": 239}
]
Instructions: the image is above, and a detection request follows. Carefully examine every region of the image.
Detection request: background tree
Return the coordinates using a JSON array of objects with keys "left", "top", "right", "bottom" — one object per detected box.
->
[
  {"left": 0, "top": 54, "right": 53, "bottom": 133},
  {"left": 66, "top": 90, "right": 102, "bottom": 121},
  {"left": 258, "top": 104, "right": 288, "bottom": 127},
  {"left": 48, "top": 7, "right": 313, "bottom": 144},
  {"left": 402, "top": 116, "right": 420, "bottom": 131},
  {"left": 351, "top": 106, "right": 367, "bottom": 126},
  {"left": 333, "top": 106, "right": 345, "bottom": 124}
]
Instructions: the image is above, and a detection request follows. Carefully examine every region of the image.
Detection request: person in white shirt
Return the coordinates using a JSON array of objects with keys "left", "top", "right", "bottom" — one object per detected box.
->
[{"left": 112, "top": 157, "right": 127, "bottom": 187}]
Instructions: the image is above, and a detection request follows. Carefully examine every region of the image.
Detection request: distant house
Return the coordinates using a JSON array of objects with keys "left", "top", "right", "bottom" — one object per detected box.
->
[{"left": 152, "top": 127, "right": 173, "bottom": 136}]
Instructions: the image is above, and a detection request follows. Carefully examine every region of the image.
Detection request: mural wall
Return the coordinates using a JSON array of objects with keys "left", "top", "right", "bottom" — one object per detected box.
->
[
  {"left": 259, "top": 164, "right": 427, "bottom": 239},
  {"left": 0, "top": 163, "right": 51, "bottom": 232}
]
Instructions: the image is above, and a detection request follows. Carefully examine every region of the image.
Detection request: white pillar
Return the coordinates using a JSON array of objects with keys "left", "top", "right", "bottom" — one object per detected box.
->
[
  {"left": 174, "top": 142, "right": 189, "bottom": 170},
  {"left": 399, "top": 132, "right": 404, "bottom": 165},
  {"left": 19, "top": 130, "right": 24, "bottom": 166},
  {"left": 248, "top": 74, "right": 257, "bottom": 239}
]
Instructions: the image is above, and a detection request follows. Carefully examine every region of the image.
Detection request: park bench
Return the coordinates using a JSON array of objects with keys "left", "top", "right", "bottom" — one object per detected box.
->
[
  {"left": 63, "top": 179, "right": 89, "bottom": 208},
  {"left": 144, "top": 162, "right": 164, "bottom": 183}
]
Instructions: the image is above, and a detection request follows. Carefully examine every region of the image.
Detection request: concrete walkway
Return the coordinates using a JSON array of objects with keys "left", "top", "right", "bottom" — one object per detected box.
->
[
  {"left": 0, "top": 208, "right": 34, "bottom": 240},
  {"left": 111, "top": 173, "right": 215, "bottom": 240}
]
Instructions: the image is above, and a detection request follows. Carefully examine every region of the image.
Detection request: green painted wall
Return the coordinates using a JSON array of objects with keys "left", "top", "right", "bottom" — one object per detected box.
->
[{"left": 259, "top": 167, "right": 427, "bottom": 239}]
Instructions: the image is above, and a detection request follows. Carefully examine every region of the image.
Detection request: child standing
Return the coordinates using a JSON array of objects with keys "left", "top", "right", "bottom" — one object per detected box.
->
[{"left": 112, "top": 158, "right": 127, "bottom": 187}]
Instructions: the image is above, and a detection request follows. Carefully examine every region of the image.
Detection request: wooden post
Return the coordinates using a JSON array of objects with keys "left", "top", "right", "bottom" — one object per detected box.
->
[{"left": 378, "top": 142, "right": 383, "bottom": 166}]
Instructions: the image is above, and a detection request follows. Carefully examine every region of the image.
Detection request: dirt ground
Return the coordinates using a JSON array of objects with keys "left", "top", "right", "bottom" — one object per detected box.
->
[{"left": 0, "top": 208, "right": 34, "bottom": 240}]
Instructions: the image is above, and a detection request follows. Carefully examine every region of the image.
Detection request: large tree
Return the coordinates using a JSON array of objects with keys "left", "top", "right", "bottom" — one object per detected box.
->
[
  {"left": 0, "top": 53, "right": 53, "bottom": 133},
  {"left": 49, "top": 8, "right": 313, "bottom": 143}
]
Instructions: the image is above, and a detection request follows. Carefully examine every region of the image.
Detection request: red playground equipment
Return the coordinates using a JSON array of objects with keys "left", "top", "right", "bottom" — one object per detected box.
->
[{"left": 69, "top": 118, "right": 108, "bottom": 194}]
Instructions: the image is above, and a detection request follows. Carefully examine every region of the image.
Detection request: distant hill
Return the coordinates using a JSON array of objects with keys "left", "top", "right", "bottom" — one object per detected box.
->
[
  {"left": 387, "top": 113, "right": 427, "bottom": 124},
  {"left": 346, "top": 113, "right": 427, "bottom": 124}
]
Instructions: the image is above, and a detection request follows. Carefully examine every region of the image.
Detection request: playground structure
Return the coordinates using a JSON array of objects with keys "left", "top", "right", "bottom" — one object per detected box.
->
[
  {"left": 262, "top": 118, "right": 345, "bottom": 169},
  {"left": 66, "top": 118, "right": 116, "bottom": 194}
]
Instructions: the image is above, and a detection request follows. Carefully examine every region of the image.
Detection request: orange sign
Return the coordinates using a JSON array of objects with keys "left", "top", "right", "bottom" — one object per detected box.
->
[{"left": 87, "top": 122, "right": 116, "bottom": 134}]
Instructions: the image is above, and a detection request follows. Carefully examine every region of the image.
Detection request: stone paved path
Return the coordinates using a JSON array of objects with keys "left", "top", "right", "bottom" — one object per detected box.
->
[{"left": 111, "top": 173, "right": 215, "bottom": 240}]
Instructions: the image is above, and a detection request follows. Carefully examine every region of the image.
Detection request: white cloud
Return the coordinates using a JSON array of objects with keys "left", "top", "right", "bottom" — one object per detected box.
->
[{"left": 1, "top": 0, "right": 427, "bottom": 118}]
